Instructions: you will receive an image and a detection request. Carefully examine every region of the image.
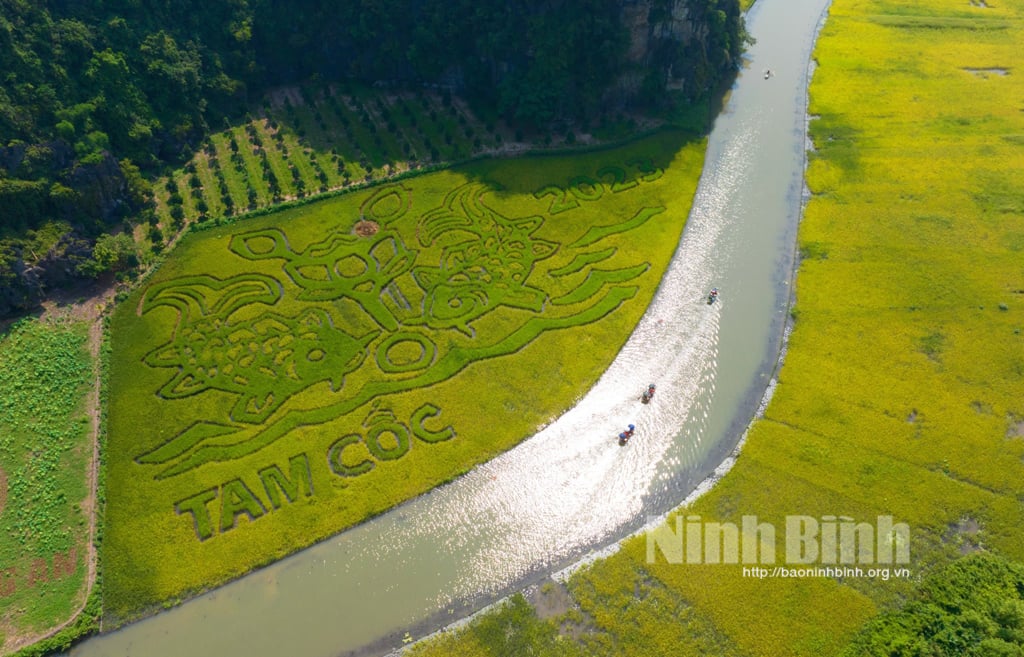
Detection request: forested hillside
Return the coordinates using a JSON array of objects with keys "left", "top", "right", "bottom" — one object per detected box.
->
[{"left": 0, "top": 0, "right": 744, "bottom": 317}]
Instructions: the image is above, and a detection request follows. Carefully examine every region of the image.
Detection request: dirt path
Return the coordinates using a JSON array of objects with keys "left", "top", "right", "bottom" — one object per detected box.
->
[{"left": 2, "top": 281, "right": 114, "bottom": 653}]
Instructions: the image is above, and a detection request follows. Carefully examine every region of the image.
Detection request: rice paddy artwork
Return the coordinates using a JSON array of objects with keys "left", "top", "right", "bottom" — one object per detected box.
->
[
  {"left": 136, "top": 181, "right": 655, "bottom": 480},
  {"left": 102, "top": 133, "right": 704, "bottom": 620}
]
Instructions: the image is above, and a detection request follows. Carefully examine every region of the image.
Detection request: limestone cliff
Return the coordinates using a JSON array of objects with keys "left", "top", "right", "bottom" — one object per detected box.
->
[{"left": 613, "top": 0, "right": 743, "bottom": 105}]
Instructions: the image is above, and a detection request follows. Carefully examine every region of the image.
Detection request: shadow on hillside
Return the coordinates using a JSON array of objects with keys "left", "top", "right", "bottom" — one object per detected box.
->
[
  {"left": 456, "top": 127, "right": 693, "bottom": 199},
  {"left": 456, "top": 78, "right": 737, "bottom": 198},
  {"left": 456, "top": 73, "right": 736, "bottom": 199}
]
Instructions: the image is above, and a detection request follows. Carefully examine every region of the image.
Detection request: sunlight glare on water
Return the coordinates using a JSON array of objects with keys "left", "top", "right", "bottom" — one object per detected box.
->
[{"left": 69, "top": 0, "right": 832, "bottom": 655}]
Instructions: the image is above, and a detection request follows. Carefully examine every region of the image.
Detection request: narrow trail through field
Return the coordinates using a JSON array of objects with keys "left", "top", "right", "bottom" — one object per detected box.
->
[
  {"left": 81, "top": 313, "right": 104, "bottom": 624},
  {"left": 3, "top": 283, "right": 114, "bottom": 652}
]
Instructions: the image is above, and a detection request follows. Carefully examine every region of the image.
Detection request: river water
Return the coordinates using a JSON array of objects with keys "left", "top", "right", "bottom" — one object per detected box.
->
[{"left": 70, "top": 0, "right": 830, "bottom": 654}]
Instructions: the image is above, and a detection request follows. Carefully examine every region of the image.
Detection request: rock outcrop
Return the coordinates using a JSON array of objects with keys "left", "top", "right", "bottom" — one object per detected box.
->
[{"left": 612, "top": 0, "right": 742, "bottom": 106}]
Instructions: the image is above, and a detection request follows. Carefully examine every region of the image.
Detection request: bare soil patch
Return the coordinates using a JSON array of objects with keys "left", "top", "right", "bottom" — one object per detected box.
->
[
  {"left": 354, "top": 220, "right": 380, "bottom": 237},
  {"left": 944, "top": 516, "right": 983, "bottom": 556},
  {"left": 964, "top": 67, "right": 1009, "bottom": 77},
  {"left": 526, "top": 578, "right": 594, "bottom": 641},
  {"left": 38, "top": 275, "right": 117, "bottom": 325},
  {"left": 527, "top": 578, "right": 575, "bottom": 620},
  {"left": 1007, "top": 414, "right": 1024, "bottom": 439}
]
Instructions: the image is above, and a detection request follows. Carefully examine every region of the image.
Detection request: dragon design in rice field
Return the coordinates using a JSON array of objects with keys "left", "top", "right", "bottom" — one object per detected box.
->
[{"left": 136, "top": 182, "right": 662, "bottom": 478}]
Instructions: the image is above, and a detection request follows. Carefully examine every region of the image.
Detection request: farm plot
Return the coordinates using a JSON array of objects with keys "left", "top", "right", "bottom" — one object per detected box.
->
[
  {"left": 152, "top": 86, "right": 519, "bottom": 234},
  {"left": 0, "top": 319, "right": 94, "bottom": 653},
  {"left": 103, "top": 131, "right": 706, "bottom": 623}
]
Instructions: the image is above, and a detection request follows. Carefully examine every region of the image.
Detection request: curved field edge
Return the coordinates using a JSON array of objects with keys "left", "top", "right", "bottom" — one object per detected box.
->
[
  {"left": 100, "top": 131, "right": 708, "bottom": 623},
  {"left": 406, "top": 0, "right": 1024, "bottom": 655},
  {"left": 0, "top": 318, "right": 100, "bottom": 657}
]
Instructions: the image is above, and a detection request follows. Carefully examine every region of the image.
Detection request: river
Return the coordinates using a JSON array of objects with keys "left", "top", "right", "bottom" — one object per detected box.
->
[{"left": 69, "top": 0, "right": 830, "bottom": 654}]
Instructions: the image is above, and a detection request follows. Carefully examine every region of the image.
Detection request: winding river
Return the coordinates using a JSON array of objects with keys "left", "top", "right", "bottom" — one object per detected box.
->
[{"left": 69, "top": 0, "right": 830, "bottom": 654}]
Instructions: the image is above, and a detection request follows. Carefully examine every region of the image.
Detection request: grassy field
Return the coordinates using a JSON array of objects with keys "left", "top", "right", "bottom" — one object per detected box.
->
[
  {"left": 408, "top": 0, "right": 1024, "bottom": 654},
  {"left": 0, "top": 319, "right": 94, "bottom": 654},
  {"left": 102, "top": 130, "right": 708, "bottom": 622}
]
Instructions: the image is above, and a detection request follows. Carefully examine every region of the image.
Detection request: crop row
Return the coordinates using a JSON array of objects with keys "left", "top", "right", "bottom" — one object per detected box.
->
[{"left": 151, "top": 86, "right": 511, "bottom": 237}]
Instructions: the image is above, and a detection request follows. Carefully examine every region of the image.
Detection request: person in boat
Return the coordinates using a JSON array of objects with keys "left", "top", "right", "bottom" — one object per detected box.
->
[
  {"left": 765, "top": 69, "right": 772, "bottom": 79},
  {"left": 642, "top": 384, "right": 656, "bottom": 403},
  {"left": 708, "top": 288, "right": 719, "bottom": 304}
]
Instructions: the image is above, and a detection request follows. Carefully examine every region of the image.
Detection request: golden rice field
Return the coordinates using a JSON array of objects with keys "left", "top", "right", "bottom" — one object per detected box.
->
[
  {"left": 102, "top": 131, "right": 707, "bottom": 623},
  {"left": 408, "top": 0, "right": 1024, "bottom": 654}
]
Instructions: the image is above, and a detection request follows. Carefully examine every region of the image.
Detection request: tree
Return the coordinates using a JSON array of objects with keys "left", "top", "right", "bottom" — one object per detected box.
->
[
  {"left": 77, "top": 233, "right": 138, "bottom": 277},
  {"left": 844, "top": 554, "right": 1024, "bottom": 657}
]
